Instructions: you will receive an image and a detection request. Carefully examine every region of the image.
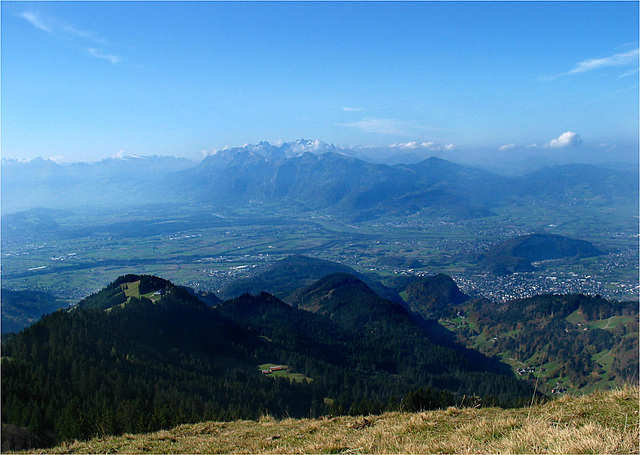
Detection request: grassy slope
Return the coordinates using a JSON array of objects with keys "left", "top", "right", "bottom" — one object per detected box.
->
[{"left": 23, "top": 386, "right": 638, "bottom": 454}]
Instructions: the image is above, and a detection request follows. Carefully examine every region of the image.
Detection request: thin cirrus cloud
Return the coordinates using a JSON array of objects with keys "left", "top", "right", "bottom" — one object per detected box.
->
[
  {"left": 542, "top": 48, "right": 639, "bottom": 81},
  {"left": 341, "top": 107, "right": 364, "bottom": 112},
  {"left": 341, "top": 117, "right": 438, "bottom": 136},
  {"left": 18, "top": 10, "right": 120, "bottom": 64},
  {"left": 87, "top": 48, "right": 120, "bottom": 65},
  {"left": 618, "top": 68, "right": 639, "bottom": 79},
  {"left": 19, "top": 11, "right": 52, "bottom": 32},
  {"left": 341, "top": 118, "right": 407, "bottom": 135}
]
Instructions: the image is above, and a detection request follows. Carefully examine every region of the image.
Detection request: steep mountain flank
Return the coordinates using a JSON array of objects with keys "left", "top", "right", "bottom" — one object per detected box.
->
[
  {"left": 403, "top": 274, "right": 471, "bottom": 319},
  {"left": 296, "top": 273, "right": 409, "bottom": 328},
  {"left": 1, "top": 289, "right": 67, "bottom": 333}
]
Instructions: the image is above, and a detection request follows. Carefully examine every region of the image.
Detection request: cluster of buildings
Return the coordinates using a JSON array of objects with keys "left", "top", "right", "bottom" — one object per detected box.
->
[{"left": 261, "top": 365, "right": 288, "bottom": 375}]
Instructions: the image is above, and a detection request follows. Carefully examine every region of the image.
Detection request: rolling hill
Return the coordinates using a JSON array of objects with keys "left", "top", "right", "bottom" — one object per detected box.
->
[
  {"left": 216, "top": 255, "right": 400, "bottom": 303},
  {"left": 479, "top": 233, "right": 603, "bottom": 274}
]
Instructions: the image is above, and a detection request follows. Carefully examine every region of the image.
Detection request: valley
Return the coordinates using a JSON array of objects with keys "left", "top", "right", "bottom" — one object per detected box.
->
[{"left": 2, "top": 200, "right": 637, "bottom": 304}]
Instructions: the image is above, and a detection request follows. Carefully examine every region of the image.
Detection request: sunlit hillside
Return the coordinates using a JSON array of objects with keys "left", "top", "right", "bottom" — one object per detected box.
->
[{"left": 14, "top": 386, "right": 639, "bottom": 455}]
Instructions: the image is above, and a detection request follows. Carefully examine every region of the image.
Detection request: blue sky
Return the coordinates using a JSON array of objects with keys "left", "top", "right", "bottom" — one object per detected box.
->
[{"left": 2, "top": 1, "right": 638, "bottom": 162}]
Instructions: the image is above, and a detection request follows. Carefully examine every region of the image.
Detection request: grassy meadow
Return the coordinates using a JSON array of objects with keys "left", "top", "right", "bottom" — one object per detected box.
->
[{"left": 18, "top": 386, "right": 639, "bottom": 454}]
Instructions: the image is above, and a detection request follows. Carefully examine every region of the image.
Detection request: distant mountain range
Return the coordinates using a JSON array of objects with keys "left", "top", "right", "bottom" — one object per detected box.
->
[
  {"left": 3, "top": 140, "right": 637, "bottom": 218},
  {"left": 1, "top": 155, "right": 194, "bottom": 214}
]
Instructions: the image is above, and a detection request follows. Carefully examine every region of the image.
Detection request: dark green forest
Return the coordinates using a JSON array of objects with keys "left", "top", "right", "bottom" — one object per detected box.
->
[{"left": 2, "top": 274, "right": 535, "bottom": 447}]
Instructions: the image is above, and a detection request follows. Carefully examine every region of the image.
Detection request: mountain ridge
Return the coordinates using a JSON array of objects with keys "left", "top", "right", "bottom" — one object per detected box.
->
[{"left": 4, "top": 140, "right": 637, "bottom": 218}]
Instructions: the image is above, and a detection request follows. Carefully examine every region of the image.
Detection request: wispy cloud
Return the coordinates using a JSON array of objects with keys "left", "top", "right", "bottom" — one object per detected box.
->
[
  {"left": 87, "top": 48, "right": 120, "bottom": 65},
  {"left": 568, "top": 48, "right": 639, "bottom": 75},
  {"left": 18, "top": 9, "right": 120, "bottom": 64},
  {"left": 618, "top": 68, "right": 639, "bottom": 79},
  {"left": 542, "top": 48, "right": 639, "bottom": 81},
  {"left": 499, "top": 143, "right": 517, "bottom": 151},
  {"left": 342, "top": 118, "right": 407, "bottom": 135},
  {"left": 65, "top": 24, "right": 108, "bottom": 45},
  {"left": 341, "top": 107, "right": 363, "bottom": 112},
  {"left": 341, "top": 117, "right": 438, "bottom": 136},
  {"left": 19, "top": 11, "right": 52, "bottom": 33}
]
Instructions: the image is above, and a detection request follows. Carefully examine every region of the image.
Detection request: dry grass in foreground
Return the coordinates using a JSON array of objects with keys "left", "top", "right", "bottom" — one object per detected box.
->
[{"left": 20, "top": 386, "right": 640, "bottom": 454}]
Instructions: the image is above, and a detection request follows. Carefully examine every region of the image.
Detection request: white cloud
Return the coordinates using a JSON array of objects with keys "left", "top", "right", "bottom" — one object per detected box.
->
[
  {"left": 49, "top": 155, "right": 65, "bottom": 163},
  {"left": 542, "top": 48, "right": 639, "bottom": 80},
  {"left": 545, "top": 131, "right": 582, "bottom": 149},
  {"left": 19, "top": 11, "right": 53, "bottom": 32},
  {"left": 87, "top": 48, "right": 120, "bottom": 65},
  {"left": 342, "top": 107, "right": 363, "bottom": 112},
  {"left": 390, "top": 141, "right": 420, "bottom": 149},
  {"left": 389, "top": 141, "right": 454, "bottom": 152},
  {"left": 499, "top": 143, "right": 517, "bottom": 151},
  {"left": 202, "top": 145, "right": 231, "bottom": 157}
]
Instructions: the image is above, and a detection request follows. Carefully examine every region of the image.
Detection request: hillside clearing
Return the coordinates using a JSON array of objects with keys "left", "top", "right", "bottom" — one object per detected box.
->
[{"left": 19, "top": 386, "right": 639, "bottom": 454}]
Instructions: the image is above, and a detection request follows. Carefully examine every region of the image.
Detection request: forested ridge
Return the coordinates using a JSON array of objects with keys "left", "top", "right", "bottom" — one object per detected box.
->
[
  {"left": 2, "top": 274, "right": 535, "bottom": 448},
  {"left": 463, "top": 294, "right": 638, "bottom": 388}
]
